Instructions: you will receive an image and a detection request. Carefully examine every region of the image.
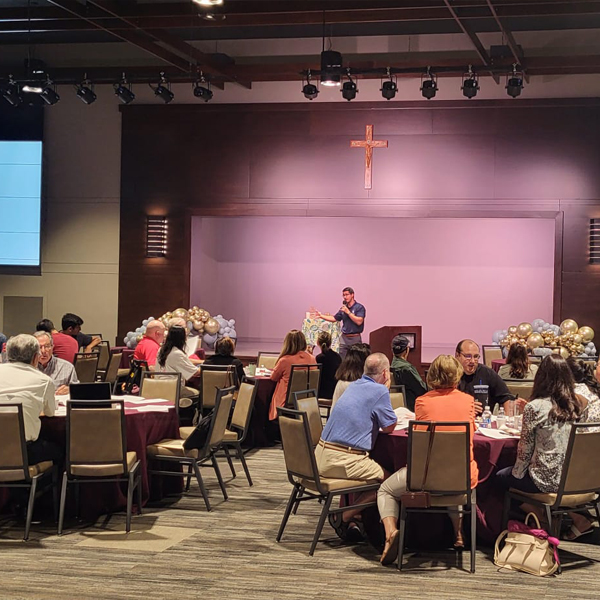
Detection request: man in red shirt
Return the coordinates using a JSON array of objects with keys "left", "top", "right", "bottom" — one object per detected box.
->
[
  {"left": 36, "top": 319, "right": 79, "bottom": 364},
  {"left": 133, "top": 319, "right": 165, "bottom": 367}
]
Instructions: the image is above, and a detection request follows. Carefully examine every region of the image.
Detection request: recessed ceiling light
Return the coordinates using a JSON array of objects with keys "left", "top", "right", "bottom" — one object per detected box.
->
[{"left": 193, "top": 0, "right": 224, "bottom": 6}]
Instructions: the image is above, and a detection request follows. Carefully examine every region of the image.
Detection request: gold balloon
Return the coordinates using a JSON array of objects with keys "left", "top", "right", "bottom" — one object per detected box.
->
[
  {"left": 578, "top": 326, "right": 595, "bottom": 343},
  {"left": 517, "top": 322, "right": 533, "bottom": 339},
  {"left": 508, "top": 326, "right": 518, "bottom": 335},
  {"left": 526, "top": 332, "right": 544, "bottom": 349},
  {"left": 204, "top": 317, "right": 220, "bottom": 335},
  {"left": 193, "top": 320, "right": 204, "bottom": 331},
  {"left": 500, "top": 337, "right": 509, "bottom": 346},
  {"left": 560, "top": 319, "right": 579, "bottom": 334},
  {"left": 173, "top": 308, "right": 189, "bottom": 320},
  {"left": 558, "top": 347, "right": 570, "bottom": 359},
  {"left": 573, "top": 334, "right": 582, "bottom": 345}
]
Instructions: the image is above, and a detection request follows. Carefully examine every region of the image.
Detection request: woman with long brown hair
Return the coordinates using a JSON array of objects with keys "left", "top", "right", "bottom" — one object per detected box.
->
[
  {"left": 498, "top": 343, "right": 538, "bottom": 380},
  {"left": 331, "top": 343, "right": 371, "bottom": 407},
  {"left": 269, "top": 330, "right": 316, "bottom": 420}
]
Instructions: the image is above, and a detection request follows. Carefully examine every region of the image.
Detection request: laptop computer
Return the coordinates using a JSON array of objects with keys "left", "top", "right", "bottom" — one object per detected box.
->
[{"left": 69, "top": 382, "right": 112, "bottom": 401}]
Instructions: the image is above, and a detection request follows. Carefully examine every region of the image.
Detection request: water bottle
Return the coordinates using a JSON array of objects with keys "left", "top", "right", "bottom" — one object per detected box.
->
[
  {"left": 496, "top": 406, "right": 506, "bottom": 430},
  {"left": 481, "top": 404, "right": 492, "bottom": 429}
]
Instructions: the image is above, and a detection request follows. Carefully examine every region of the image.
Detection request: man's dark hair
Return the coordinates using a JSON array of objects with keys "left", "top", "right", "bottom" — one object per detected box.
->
[
  {"left": 36, "top": 319, "right": 54, "bottom": 333},
  {"left": 342, "top": 286, "right": 354, "bottom": 295},
  {"left": 62, "top": 313, "right": 84, "bottom": 330}
]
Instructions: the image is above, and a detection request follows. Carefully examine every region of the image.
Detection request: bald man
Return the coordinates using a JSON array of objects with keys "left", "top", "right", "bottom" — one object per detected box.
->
[{"left": 133, "top": 319, "right": 165, "bottom": 367}]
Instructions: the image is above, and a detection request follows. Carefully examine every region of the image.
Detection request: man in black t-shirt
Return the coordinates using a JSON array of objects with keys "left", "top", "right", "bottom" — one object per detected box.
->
[
  {"left": 62, "top": 313, "right": 101, "bottom": 353},
  {"left": 455, "top": 339, "right": 514, "bottom": 414}
]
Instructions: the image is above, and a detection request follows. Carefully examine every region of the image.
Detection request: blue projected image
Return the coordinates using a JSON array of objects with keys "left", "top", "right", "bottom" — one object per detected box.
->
[{"left": 0, "top": 141, "right": 42, "bottom": 267}]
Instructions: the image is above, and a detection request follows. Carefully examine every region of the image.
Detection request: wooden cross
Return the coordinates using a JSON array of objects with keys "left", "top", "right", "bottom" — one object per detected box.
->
[{"left": 350, "top": 125, "right": 388, "bottom": 189}]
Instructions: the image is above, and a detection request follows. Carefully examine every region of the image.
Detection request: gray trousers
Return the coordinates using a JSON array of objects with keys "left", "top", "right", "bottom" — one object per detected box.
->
[{"left": 339, "top": 334, "right": 362, "bottom": 359}]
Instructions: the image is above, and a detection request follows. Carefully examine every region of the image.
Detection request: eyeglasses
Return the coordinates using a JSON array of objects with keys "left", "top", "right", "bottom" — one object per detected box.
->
[
  {"left": 39, "top": 344, "right": 53, "bottom": 351},
  {"left": 459, "top": 352, "right": 480, "bottom": 361}
]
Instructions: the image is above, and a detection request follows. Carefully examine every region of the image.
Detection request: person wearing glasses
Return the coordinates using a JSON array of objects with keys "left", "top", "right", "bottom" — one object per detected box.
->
[
  {"left": 33, "top": 331, "right": 79, "bottom": 395},
  {"left": 455, "top": 339, "right": 514, "bottom": 414}
]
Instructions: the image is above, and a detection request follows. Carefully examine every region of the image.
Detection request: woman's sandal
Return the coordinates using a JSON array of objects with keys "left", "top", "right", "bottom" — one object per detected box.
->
[
  {"left": 565, "top": 523, "right": 594, "bottom": 541},
  {"left": 380, "top": 530, "right": 400, "bottom": 566}
]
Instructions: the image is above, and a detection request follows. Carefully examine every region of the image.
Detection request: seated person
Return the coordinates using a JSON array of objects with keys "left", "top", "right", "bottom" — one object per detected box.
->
[
  {"left": 315, "top": 331, "right": 342, "bottom": 400},
  {"left": 331, "top": 343, "right": 371, "bottom": 408},
  {"left": 377, "top": 354, "right": 478, "bottom": 564},
  {"left": 167, "top": 317, "right": 205, "bottom": 363},
  {"left": 133, "top": 319, "right": 165, "bottom": 368},
  {"left": 269, "top": 330, "right": 316, "bottom": 421},
  {"left": 0, "top": 334, "right": 62, "bottom": 465},
  {"left": 390, "top": 334, "right": 427, "bottom": 411},
  {"left": 34, "top": 331, "right": 78, "bottom": 395},
  {"left": 155, "top": 326, "right": 201, "bottom": 401},
  {"left": 37, "top": 318, "right": 79, "bottom": 364},
  {"left": 316, "top": 353, "right": 397, "bottom": 541},
  {"left": 61, "top": 313, "right": 101, "bottom": 353},
  {"left": 497, "top": 354, "right": 592, "bottom": 539},
  {"left": 203, "top": 336, "right": 244, "bottom": 386},
  {"left": 567, "top": 357, "right": 600, "bottom": 428},
  {"left": 455, "top": 339, "right": 514, "bottom": 414},
  {"left": 498, "top": 343, "right": 538, "bottom": 381}
]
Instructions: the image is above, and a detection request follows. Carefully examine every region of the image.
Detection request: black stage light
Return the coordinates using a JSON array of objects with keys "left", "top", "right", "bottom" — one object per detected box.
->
[
  {"left": 150, "top": 72, "right": 174, "bottom": 104},
  {"left": 193, "top": 76, "right": 213, "bottom": 102},
  {"left": 461, "top": 67, "right": 479, "bottom": 99},
  {"left": 302, "top": 70, "right": 319, "bottom": 100},
  {"left": 506, "top": 65, "right": 523, "bottom": 98},
  {"left": 38, "top": 80, "right": 60, "bottom": 105},
  {"left": 420, "top": 68, "right": 438, "bottom": 99},
  {"left": 381, "top": 68, "right": 397, "bottom": 100},
  {"left": 1, "top": 77, "right": 21, "bottom": 106},
  {"left": 76, "top": 78, "right": 97, "bottom": 105},
  {"left": 320, "top": 50, "right": 342, "bottom": 87},
  {"left": 114, "top": 80, "right": 135, "bottom": 104},
  {"left": 341, "top": 71, "right": 357, "bottom": 101}
]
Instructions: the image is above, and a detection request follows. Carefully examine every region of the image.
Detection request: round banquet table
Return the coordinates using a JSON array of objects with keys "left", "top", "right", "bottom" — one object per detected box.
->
[
  {"left": 38, "top": 397, "right": 181, "bottom": 520},
  {"left": 491, "top": 358, "right": 506, "bottom": 373},
  {"left": 363, "top": 429, "right": 518, "bottom": 549}
]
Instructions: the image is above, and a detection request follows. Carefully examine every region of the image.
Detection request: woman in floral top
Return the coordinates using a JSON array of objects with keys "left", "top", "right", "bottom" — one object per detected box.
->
[
  {"left": 497, "top": 354, "right": 593, "bottom": 539},
  {"left": 567, "top": 357, "right": 600, "bottom": 428}
]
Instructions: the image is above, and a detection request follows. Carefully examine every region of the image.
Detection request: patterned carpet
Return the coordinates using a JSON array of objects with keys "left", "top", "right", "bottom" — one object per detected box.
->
[{"left": 1, "top": 447, "right": 599, "bottom": 600}]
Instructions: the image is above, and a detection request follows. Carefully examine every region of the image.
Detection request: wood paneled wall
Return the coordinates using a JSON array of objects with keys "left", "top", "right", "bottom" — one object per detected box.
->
[{"left": 118, "top": 99, "right": 600, "bottom": 338}]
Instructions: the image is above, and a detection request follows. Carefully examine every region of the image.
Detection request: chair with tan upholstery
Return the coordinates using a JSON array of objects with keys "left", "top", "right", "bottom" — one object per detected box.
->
[
  {"left": 292, "top": 389, "right": 322, "bottom": 448},
  {"left": 140, "top": 371, "right": 182, "bottom": 414},
  {"left": 73, "top": 352, "right": 99, "bottom": 383},
  {"left": 285, "top": 364, "right": 322, "bottom": 408},
  {"left": 104, "top": 352, "right": 122, "bottom": 387},
  {"left": 505, "top": 380, "right": 534, "bottom": 400},
  {"left": 0, "top": 403, "right": 58, "bottom": 540},
  {"left": 200, "top": 365, "right": 235, "bottom": 412},
  {"left": 94, "top": 341, "right": 111, "bottom": 380},
  {"left": 502, "top": 422, "right": 600, "bottom": 570},
  {"left": 147, "top": 387, "right": 234, "bottom": 511},
  {"left": 482, "top": 345, "right": 503, "bottom": 367},
  {"left": 398, "top": 420, "right": 477, "bottom": 572},
  {"left": 257, "top": 352, "right": 279, "bottom": 371},
  {"left": 58, "top": 400, "right": 141, "bottom": 534},
  {"left": 276, "top": 407, "right": 380, "bottom": 556},
  {"left": 389, "top": 385, "right": 407, "bottom": 410}
]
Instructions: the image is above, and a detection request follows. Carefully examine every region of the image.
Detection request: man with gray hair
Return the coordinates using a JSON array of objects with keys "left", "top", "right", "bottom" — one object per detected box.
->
[
  {"left": 315, "top": 352, "right": 397, "bottom": 542},
  {"left": 34, "top": 331, "right": 79, "bottom": 395},
  {"left": 0, "top": 334, "right": 61, "bottom": 465}
]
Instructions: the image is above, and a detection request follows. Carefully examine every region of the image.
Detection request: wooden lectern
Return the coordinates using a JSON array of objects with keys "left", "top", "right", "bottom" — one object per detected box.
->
[{"left": 369, "top": 326, "right": 423, "bottom": 374}]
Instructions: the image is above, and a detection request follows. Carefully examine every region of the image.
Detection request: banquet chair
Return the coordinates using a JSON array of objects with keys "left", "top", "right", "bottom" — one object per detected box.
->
[
  {"left": 140, "top": 371, "right": 182, "bottom": 414},
  {"left": 502, "top": 422, "right": 600, "bottom": 571},
  {"left": 293, "top": 389, "right": 322, "bottom": 447},
  {"left": 257, "top": 352, "right": 279, "bottom": 371},
  {"left": 58, "top": 400, "right": 141, "bottom": 535},
  {"left": 200, "top": 365, "right": 235, "bottom": 411},
  {"left": 104, "top": 352, "right": 122, "bottom": 387},
  {"left": 284, "top": 364, "right": 321, "bottom": 408},
  {"left": 276, "top": 407, "right": 380, "bottom": 556},
  {"left": 505, "top": 380, "right": 534, "bottom": 400},
  {"left": 147, "top": 387, "right": 234, "bottom": 511},
  {"left": 73, "top": 352, "right": 99, "bottom": 383},
  {"left": 94, "top": 341, "right": 111, "bottom": 380},
  {"left": 482, "top": 345, "right": 503, "bottom": 367},
  {"left": 0, "top": 402, "right": 58, "bottom": 540},
  {"left": 389, "top": 385, "right": 407, "bottom": 410},
  {"left": 398, "top": 421, "right": 477, "bottom": 573}
]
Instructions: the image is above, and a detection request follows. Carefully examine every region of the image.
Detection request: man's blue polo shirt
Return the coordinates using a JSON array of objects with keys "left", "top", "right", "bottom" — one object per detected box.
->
[
  {"left": 321, "top": 375, "right": 397, "bottom": 451},
  {"left": 334, "top": 301, "right": 366, "bottom": 335}
]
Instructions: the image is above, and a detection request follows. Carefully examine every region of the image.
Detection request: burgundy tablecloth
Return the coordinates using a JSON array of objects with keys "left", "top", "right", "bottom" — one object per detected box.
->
[
  {"left": 491, "top": 359, "right": 506, "bottom": 373},
  {"left": 112, "top": 346, "right": 135, "bottom": 369},
  {"left": 363, "top": 429, "right": 518, "bottom": 549},
  {"left": 244, "top": 376, "right": 277, "bottom": 448}
]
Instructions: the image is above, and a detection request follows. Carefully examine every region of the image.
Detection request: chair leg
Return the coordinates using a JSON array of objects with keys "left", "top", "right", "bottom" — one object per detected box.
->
[
  {"left": 223, "top": 446, "right": 236, "bottom": 478},
  {"left": 292, "top": 486, "right": 304, "bottom": 515},
  {"left": 58, "top": 472, "right": 68, "bottom": 536},
  {"left": 470, "top": 494, "right": 477, "bottom": 573},
  {"left": 397, "top": 504, "right": 407, "bottom": 570},
  {"left": 502, "top": 493, "right": 511, "bottom": 531},
  {"left": 276, "top": 485, "right": 300, "bottom": 543},
  {"left": 211, "top": 455, "right": 228, "bottom": 501},
  {"left": 24, "top": 478, "right": 38, "bottom": 541},
  {"left": 193, "top": 461, "right": 211, "bottom": 512},
  {"left": 309, "top": 493, "right": 333, "bottom": 556},
  {"left": 126, "top": 472, "right": 134, "bottom": 533},
  {"left": 235, "top": 442, "right": 253, "bottom": 486},
  {"left": 136, "top": 470, "right": 143, "bottom": 516},
  {"left": 52, "top": 466, "right": 59, "bottom": 523},
  {"left": 185, "top": 463, "right": 193, "bottom": 492}
]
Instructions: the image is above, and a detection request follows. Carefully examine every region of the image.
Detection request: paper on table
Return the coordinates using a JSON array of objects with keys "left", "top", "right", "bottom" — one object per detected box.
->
[
  {"left": 126, "top": 397, "right": 171, "bottom": 404},
  {"left": 129, "top": 405, "right": 171, "bottom": 413},
  {"left": 477, "top": 427, "right": 520, "bottom": 439},
  {"left": 394, "top": 407, "right": 415, "bottom": 431}
]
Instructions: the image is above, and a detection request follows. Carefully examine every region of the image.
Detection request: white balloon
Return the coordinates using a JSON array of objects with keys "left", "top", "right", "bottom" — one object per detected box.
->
[
  {"left": 228, "top": 319, "right": 235, "bottom": 326},
  {"left": 142, "top": 319, "right": 149, "bottom": 326}
]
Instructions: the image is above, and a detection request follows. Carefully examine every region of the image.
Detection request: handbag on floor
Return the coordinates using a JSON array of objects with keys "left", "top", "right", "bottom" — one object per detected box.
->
[
  {"left": 400, "top": 424, "right": 435, "bottom": 508},
  {"left": 494, "top": 512, "right": 560, "bottom": 576}
]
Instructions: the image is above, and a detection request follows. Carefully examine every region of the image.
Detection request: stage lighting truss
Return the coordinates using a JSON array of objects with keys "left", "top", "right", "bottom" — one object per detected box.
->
[
  {"left": 420, "top": 68, "right": 438, "bottom": 100},
  {"left": 506, "top": 64, "right": 524, "bottom": 98},
  {"left": 381, "top": 68, "right": 397, "bottom": 100},
  {"left": 150, "top": 72, "right": 174, "bottom": 104},
  {"left": 461, "top": 66, "right": 480, "bottom": 99},
  {"left": 341, "top": 69, "right": 358, "bottom": 101},
  {"left": 302, "top": 69, "right": 319, "bottom": 100}
]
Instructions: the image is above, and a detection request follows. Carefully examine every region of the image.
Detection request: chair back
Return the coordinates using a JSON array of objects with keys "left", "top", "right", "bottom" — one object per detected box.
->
[
  {"left": 558, "top": 423, "right": 600, "bottom": 497},
  {"left": 140, "top": 371, "right": 181, "bottom": 411},
  {"left": 66, "top": 400, "right": 127, "bottom": 476},
  {"left": 104, "top": 352, "right": 122, "bottom": 384},
  {"left": 205, "top": 386, "right": 235, "bottom": 451},
  {"left": 407, "top": 420, "right": 471, "bottom": 494},
  {"left": 229, "top": 381, "right": 257, "bottom": 442},
  {"left": 201, "top": 365, "right": 235, "bottom": 410},
  {"left": 0, "top": 402, "right": 31, "bottom": 482},
  {"left": 389, "top": 384, "right": 406, "bottom": 410},
  {"left": 505, "top": 380, "right": 534, "bottom": 400},
  {"left": 257, "top": 352, "right": 279, "bottom": 370},
  {"left": 285, "top": 364, "right": 321, "bottom": 407},
  {"left": 74, "top": 352, "right": 99, "bottom": 383},
  {"left": 292, "top": 389, "right": 322, "bottom": 447},
  {"left": 482, "top": 345, "right": 503, "bottom": 367},
  {"left": 95, "top": 340, "right": 111, "bottom": 372},
  {"left": 278, "top": 407, "right": 321, "bottom": 486}
]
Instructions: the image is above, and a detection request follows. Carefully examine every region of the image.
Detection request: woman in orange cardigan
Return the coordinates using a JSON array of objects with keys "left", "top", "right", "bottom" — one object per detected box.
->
[{"left": 269, "top": 329, "right": 316, "bottom": 420}]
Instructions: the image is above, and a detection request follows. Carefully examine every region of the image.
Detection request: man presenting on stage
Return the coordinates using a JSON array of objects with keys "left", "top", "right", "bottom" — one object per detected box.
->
[{"left": 317, "top": 287, "right": 366, "bottom": 358}]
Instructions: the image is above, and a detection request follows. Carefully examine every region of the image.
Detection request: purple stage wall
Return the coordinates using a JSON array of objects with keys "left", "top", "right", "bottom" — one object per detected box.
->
[{"left": 190, "top": 216, "right": 555, "bottom": 361}]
